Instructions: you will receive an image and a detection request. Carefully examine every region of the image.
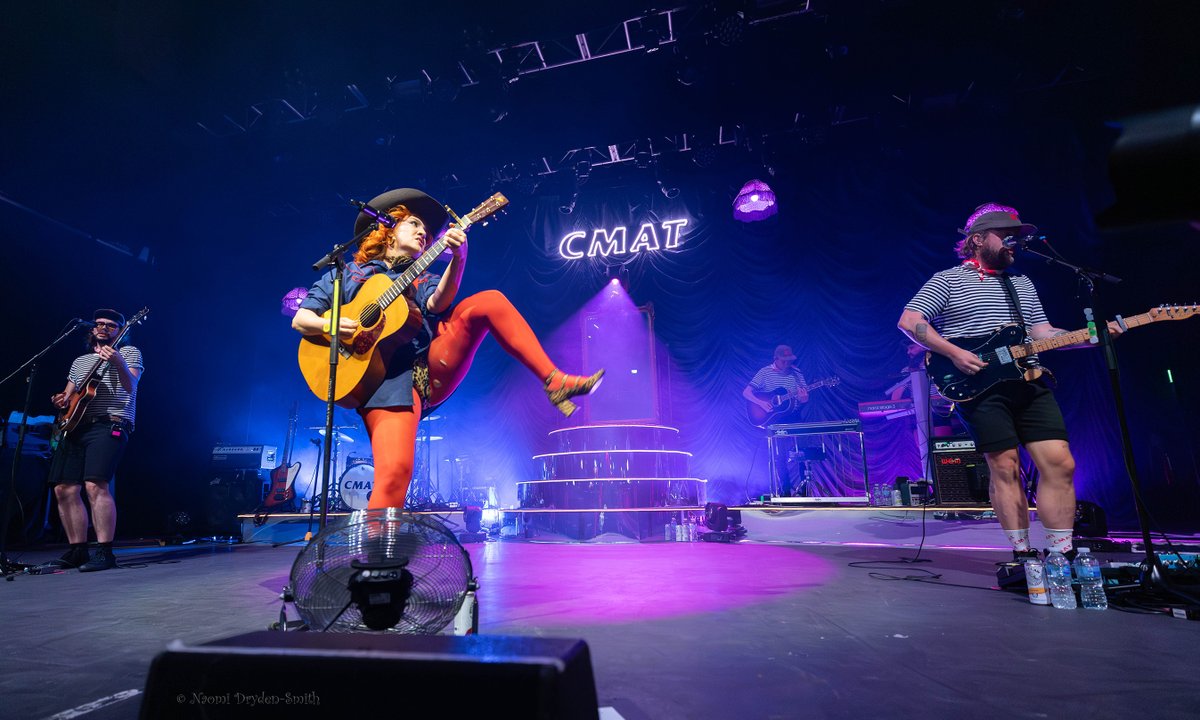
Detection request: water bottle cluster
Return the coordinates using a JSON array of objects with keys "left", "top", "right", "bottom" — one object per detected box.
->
[
  {"left": 1025, "top": 547, "right": 1107, "bottom": 610},
  {"left": 665, "top": 512, "right": 699, "bottom": 542}
]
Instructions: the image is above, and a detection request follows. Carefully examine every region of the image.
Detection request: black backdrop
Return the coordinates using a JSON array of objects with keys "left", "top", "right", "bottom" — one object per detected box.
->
[{"left": 2, "top": 2, "right": 1198, "bottom": 538}]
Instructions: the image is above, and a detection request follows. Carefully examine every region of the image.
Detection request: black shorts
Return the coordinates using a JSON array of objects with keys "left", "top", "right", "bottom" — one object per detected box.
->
[
  {"left": 47, "top": 421, "right": 130, "bottom": 485},
  {"left": 953, "top": 379, "right": 1068, "bottom": 453}
]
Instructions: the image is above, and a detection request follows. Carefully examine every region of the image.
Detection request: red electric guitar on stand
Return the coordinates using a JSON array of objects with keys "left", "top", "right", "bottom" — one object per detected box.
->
[{"left": 262, "top": 402, "right": 301, "bottom": 510}]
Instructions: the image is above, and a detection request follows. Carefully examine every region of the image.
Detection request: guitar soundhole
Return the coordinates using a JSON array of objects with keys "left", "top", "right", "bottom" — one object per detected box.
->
[{"left": 360, "top": 304, "right": 382, "bottom": 328}]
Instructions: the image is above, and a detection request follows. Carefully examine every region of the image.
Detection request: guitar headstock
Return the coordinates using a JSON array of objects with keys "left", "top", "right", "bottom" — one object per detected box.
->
[
  {"left": 126, "top": 307, "right": 151, "bottom": 326},
  {"left": 461, "top": 192, "right": 510, "bottom": 227},
  {"left": 1148, "top": 303, "right": 1199, "bottom": 322}
]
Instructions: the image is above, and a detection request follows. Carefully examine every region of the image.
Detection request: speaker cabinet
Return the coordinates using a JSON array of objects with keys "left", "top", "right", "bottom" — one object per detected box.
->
[
  {"left": 204, "top": 470, "right": 266, "bottom": 535},
  {"left": 931, "top": 439, "right": 990, "bottom": 506},
  {"left": 140, "top": 631, "right": 599, "bottom": 719}
]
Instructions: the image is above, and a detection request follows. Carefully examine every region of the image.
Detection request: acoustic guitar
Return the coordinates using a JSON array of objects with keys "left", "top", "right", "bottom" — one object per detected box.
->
[
  {"left": 926, "top": 304, "right": 1198, "bottom": 402},
  {"left": 747, "top": 376, "right": 840, "bottom": 427},
  {"left": 54, "top": 307, "right": 150, "bottom": 439},
  {"left": 297, "top": 193, "right": 509, "bottom": 408}
]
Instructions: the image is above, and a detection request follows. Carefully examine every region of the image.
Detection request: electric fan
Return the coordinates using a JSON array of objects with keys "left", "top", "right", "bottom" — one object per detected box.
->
[{"left": 289, "top": 508, "right": 474, "bottom": 633}]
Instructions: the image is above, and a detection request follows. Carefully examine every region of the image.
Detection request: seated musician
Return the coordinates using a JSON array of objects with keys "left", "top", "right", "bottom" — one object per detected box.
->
[{"left": 743, "top": 345, "right": 809, "bottom": 496}]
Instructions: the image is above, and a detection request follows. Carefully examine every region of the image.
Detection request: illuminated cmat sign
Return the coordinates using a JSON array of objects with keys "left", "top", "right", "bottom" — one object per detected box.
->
[{"left": 558, "top": 219, "right": 689, "bottom": 260}]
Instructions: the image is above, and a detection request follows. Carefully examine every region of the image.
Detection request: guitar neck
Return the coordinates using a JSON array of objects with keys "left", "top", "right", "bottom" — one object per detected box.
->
[
  {"left": 1011, "top": 311, "right": 1158, "bottom": 358},
  {"left": 370, "top": 193, "right": 507, "bottom": 312}
]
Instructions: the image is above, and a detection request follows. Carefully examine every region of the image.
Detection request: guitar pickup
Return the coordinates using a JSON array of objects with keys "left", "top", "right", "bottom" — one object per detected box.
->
[
  {"left": 1115, "top": 314, "right": 1128, "bottom": 332},
  {"left": 993, "top": 347, "right": 1013, "bottom": 365}
]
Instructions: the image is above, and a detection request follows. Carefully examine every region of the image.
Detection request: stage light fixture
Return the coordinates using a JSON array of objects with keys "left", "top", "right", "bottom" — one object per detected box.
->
[
  {"left": 703, "top": 502, "right": 729, "bottom": 531},
  {"left": 657, "top": 179, "right": 680, "bottom": 199},
  {"left": 559, "top": 191, "right": 578, "bottom": 215},
  {"left": 280, "top": 287, "right": 308, "bottom": 317},
  {"left": 732, "top": 179, "right": 777, "bottom": 222}
]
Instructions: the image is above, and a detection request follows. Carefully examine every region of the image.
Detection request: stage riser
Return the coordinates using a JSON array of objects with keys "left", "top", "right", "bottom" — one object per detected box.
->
[
  {"left": 539, "top": 454, "right": 690, "bottom": 480},
  {"left": 551, "top": 426, "right": 678, "bottom": 452},
  {"left": 519, "top": 479, "right": 704, "bottom": 510},
  {"left": 507, "top": 510, "right": 703, "bottom": 541}
]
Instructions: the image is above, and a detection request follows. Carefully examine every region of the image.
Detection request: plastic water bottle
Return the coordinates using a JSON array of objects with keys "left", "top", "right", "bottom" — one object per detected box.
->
[
  {"left": 1044, "top": 551, "right": 1077, "bottom": 609},
  {"left": 666, "top": 516, "right": 676, "bottom": 542},
  {"left": 1073, "top": 547, "right": 1107, "bottom": 610}
]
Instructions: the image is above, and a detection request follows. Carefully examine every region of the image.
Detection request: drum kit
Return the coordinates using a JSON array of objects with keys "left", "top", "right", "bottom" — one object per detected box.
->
[{"left": 295, "top": 415, "right": 448, "bottom": 512}]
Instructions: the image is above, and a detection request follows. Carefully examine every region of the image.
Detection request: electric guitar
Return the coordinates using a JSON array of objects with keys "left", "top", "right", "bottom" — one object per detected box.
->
[
  {"left": 747, "top": 376, "right": 840, "bottom": 427},
  {"left": 297, "top": 193, "right": 509, "bottom": 408},
  {"left": 54, "top": 307, "right": 150, "bottom": 439},
  {"left": 926, "top": 304, "right": 1198, "bottom": 402},
  {"left": 262, "top": 402, "right": 301, "bottom": 508}
]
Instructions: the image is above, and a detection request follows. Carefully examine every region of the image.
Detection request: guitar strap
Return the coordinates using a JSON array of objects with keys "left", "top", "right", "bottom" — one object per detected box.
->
[{"left": 998, "top": 273, "right": 1026, "bottom": 336}]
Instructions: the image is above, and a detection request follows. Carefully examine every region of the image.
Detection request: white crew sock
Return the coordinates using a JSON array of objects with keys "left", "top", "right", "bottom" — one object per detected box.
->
[
  {"left": 1004, "top": 528, "right": 1031, "bottom": 551},
  {"left": 1045, "top": 528, "right": 1074, "bottom": 554}
]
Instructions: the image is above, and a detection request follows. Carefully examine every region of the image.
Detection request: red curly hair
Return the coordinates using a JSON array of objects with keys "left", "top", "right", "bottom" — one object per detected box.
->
[{"left": 354, "top": 204, "right": 415, "bottom": 264}]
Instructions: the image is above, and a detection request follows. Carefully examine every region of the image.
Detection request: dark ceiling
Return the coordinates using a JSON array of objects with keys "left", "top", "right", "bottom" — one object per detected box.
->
[{"left": 3, "top": 0, "right": 1198, "bottom": 259}]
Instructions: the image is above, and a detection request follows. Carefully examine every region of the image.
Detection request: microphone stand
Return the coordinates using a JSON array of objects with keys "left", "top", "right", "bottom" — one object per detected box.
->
[
  {"left": 1019, "top": 241, "right": 1197, "bottom": 607},
  {"left": 0, "top": 320, "right": 92, "bottom": 576},
  {"left": 307, "top": 227, "right": 371, "bottom": 539}
]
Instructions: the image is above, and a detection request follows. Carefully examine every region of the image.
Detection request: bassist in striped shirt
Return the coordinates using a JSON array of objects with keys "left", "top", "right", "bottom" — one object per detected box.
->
[{"left": 898, "top": 203, "right": 1120, "bottom": 561}]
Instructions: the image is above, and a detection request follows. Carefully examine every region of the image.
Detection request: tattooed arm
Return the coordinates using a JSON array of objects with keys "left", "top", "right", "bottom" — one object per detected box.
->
[{"left": 898, "top": 309, "right": 987, "bottom": 375}]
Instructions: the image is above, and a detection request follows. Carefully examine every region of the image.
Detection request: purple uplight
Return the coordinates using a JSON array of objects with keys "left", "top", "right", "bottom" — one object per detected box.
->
[
  {"left": 610, "top": 277, "right": 620, "bottom": 285},
  {"left": 733, "top": 179, "right": 777, "bottom": 222},
  {"left": 280, "top": 286, "right": 308, "bottom": 317}
]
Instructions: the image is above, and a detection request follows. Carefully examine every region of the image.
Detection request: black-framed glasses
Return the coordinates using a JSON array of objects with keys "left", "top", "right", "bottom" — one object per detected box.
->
[{"left": 94, "top": 321, "right": 121, "bottom": 329}]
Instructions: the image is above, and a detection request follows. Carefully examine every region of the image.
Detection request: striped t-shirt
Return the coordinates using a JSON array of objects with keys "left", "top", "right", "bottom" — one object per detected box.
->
[
  {"left": 905, "top": 265, "right": 1048, "bottom": 339},
  {"left": 749, "top": 365, "right": 807, "bottom": 394},
  {"left": 67, "top": 345, "right": 144, "bottom": 426}
]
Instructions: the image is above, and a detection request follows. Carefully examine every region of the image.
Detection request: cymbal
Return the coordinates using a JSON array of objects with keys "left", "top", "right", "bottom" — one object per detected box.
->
[
  {"left": 316, "top": 429, "right": 354, "bottom": 442},
  {"left": 417, "top": 435, "right": 444, "bottom": 442},
  {"left": 424, "top": 415, "right": 442, "bottom": 421},
  {"left": 308, "top": 425, "right": 358, "bottom": 430}
]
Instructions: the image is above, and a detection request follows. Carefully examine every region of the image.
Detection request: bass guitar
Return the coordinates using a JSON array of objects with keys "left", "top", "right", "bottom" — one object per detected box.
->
[
  {"left": 926, "top": 304, "right": 1198, "bottom": 402},
  {"left": 297, "top": 193, "right": 509, "bottom": 408},
  {"left": 262, "top": 401, "right": 301, "bottom": 509},
  {"left": 747, "top": 376, "right": 840, "bottom": 427},
  {"left": 54, "top": 307, "right": 150, "bottom": 439}
]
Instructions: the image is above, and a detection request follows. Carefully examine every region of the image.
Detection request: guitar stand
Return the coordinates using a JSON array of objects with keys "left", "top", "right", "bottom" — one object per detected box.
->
[
  {"left": 1022, "top": 239, "right": 1199, "bottom": 611},
  {"left": 0, "top": 319, "right": 92, "bottom": 577}
]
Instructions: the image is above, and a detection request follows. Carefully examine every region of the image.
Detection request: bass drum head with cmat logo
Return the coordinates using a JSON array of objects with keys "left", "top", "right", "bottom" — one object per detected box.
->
[{"left": 338, "top": 463, "right": 374, "bottom": 510}]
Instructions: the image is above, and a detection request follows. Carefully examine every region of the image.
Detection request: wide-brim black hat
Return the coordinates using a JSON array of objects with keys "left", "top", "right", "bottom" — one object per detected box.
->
[
  {"left": 353, "top": 188, "right": 450, "bottom": 238},
  {"left": 93, "top": 308, "right": 125, "bottom": 325}
]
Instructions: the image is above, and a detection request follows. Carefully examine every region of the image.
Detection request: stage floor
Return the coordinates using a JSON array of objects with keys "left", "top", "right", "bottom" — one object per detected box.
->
[{"left": 4, "top": 527, "right": 1198, "bottom": 719}]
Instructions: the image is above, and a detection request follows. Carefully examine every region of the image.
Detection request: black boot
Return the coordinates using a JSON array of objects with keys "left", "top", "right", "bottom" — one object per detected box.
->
[{"left": 78, "top": 545, "right": 117, "bottom": 572}]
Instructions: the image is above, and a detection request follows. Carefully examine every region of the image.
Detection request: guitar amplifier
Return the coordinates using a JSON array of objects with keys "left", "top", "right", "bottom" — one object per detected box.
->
[
  {"left": 211, "top": 445, "right": 277, "bottom": 470},
  {"left": 931, "top": 438, "right": 990, "bottom": 506}
]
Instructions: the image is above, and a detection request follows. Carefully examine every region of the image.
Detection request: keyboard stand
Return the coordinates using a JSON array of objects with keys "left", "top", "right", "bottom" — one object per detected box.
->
[{"left": 765, "top": 419, "right": 869, "bottom": 503}]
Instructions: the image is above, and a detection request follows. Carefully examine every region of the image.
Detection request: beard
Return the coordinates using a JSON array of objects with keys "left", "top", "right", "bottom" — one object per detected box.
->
[{"left": 979, "top": 244, "right": 1014, "bottom": 271}]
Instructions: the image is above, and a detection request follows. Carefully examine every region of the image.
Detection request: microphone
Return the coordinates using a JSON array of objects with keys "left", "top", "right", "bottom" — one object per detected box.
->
[
  {"left": 350, "top": 199, "right": 396, "bottom": 229},
  {"left": 75, "top": 319, "right": 96, "bottom": 328},
  {"left": 1002, "top": 234, "right": 1044, "bottom": 250}
]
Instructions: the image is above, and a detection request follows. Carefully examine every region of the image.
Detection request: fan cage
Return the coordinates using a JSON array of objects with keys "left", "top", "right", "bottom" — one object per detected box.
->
[{"left": 290, "top": 508, "right": 473, "bottom": 634}]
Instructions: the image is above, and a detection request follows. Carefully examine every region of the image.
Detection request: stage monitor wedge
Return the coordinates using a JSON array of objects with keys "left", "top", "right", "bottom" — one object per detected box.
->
[{"left": 140, "top": 631, "right": 600, "bottom": 719}]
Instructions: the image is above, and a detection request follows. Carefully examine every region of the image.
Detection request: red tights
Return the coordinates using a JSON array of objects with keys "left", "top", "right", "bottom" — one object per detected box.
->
[{"left": 362, "top": 290, "right": 556, "bottom": 508}]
